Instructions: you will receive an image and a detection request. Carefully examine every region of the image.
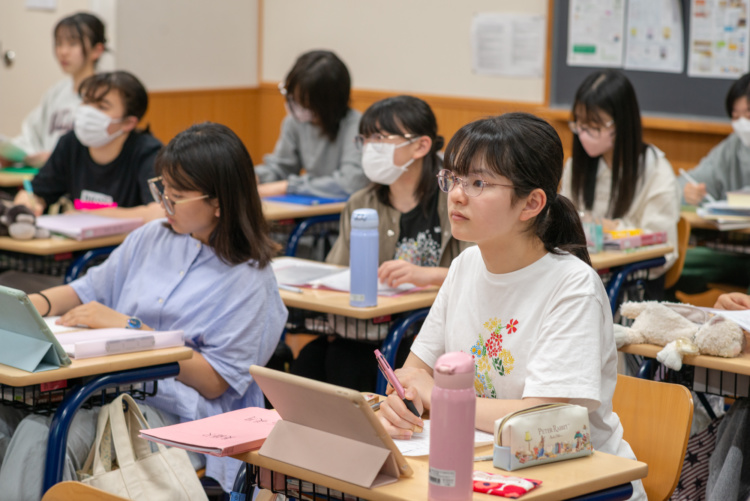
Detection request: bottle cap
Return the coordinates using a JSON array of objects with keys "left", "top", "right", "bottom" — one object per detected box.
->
[
  {"left": 351, "top": 208, "right": 379, "bottom": 229},
  {"left": 434, "top": 351, "right": 474, "bottom": 390}
]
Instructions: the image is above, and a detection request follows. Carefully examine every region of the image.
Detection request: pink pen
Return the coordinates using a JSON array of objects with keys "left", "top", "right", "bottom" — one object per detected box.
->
[{"left": 374, "top": 349, "right": 421, "bottom": 418}]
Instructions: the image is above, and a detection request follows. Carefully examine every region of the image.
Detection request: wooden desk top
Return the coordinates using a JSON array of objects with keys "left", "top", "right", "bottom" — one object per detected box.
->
[
  {"left": 262, "top": 200, "right": 346, "bottom": 221},
  {"left": 0, "top": 233, "right": 126, "bottom": 255},
  {"left": 234, "top": 448, "right": 647, "bottom": 501},
  {"left": 280, "top": 287, "right": 438, "bottom": 320},
  {"left": 0, "top": 346, "right": 193, "bottom": 386},
  {"left": 0, "top": 171, "right": 33, "bottom": 187},
  {"left": 681, "top": 210, "right": 750, "bottom": 234},
  {"left": 590, "top": 245, "right": 673, "bottom": 270},
  {"left": 620, "top": 343, "right": 750, "bottom": 376}
]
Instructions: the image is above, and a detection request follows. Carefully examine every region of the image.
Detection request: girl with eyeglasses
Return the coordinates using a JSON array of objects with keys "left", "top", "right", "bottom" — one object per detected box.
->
[
  {"left": 0, "top": 123, "right": 287, "bottom": 497},
  {"left": 14, "top": 71, "right": 164, "bottom": 221},
  {"left": 377, "top": 113, "right": 646, "bottom": 500},
  {"left": 254, "top": 50, "right": 368, "bottom": 199},
  {"left": 560, "top": 70, "right": 679, "bottom": 280},
  {"left": 1, "top": 12, "right": 106, "bottom": 168},
  {"left": 292, "top": 95, "right": 471, "bottom": 391}
]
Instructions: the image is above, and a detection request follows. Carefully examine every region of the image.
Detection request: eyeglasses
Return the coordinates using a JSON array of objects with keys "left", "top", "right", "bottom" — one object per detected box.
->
[
  {"left": 148, "top": 176, "right": 209, "bottom": 216},
  {"left": 436, "top": 169, "right": 514, "bottom": 198},
  {"left": 568, "top": 120, "right": 614, "bottom": 139},
  {"left": 354, "top": 133, "right": 419, "bottom": 152}
]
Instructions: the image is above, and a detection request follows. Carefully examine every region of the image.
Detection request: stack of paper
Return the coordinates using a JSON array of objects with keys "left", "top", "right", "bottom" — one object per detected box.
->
[
  {"left": 698, "top": 202, "right": 750, "bottom": 230},
  {"left": 36, "top": 213, "right": 144, "bottom": 240},
  {"left": 140, "top": 407, "right": 281, "bottom": 456},
  {"left": 55, "top": 328, "right": 184, "bottom": 359}
]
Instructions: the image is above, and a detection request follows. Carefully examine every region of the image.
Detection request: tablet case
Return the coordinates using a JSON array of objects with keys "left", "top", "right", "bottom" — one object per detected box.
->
[
  {"left": 250, "top": 365, "right": 412, "bottom": 489},
  {"left": 0, "top": 286, "right": 71, "bottom": 372}
]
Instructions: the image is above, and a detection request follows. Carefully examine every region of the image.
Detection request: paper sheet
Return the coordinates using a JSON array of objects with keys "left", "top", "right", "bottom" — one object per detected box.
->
[
  {"left": 688, "top": 0, "right": 750, "bottom": 78},
  {"left": 567, "top": 0, "right": 626, "bottom": 67},
  {"left": 624, "top": 0, "right": 684, "bottom": 73},
  {"left": 470, "top": 13, "right": 547, "bottom": 77},
  {"left": 44, "top": 316, "right": 80, "bottom": 334},
  {"left": 393, "top": 420, "right": 494, "bottom": 457},
  {"left": 700, "top": 307, "right": 750, "bottom": 332}
]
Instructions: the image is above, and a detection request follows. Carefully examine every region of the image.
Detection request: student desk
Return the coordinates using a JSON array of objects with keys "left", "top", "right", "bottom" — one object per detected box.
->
[
  {"left": 590, "top": 245, "right": 674, "bottom": 313},
  {"left": 0, "top": 346, "right": 194, "bottom": 493},
  {"left": 0, "top": 234, "right": 125, "bottom": 255},
  {"left": 680, "top": 210, "right": 750, "bottom": 234},
  {"left": 233, "top": 448, "right": 647, "bottom": 501},
  {"left": 263, "top": 200, "right": 346, "bottom": 257},
  {"left": 0, "top": 170, "right": 34, "bottom": 187},
  {"left": 620, "top": 342, "right": 750, "bottom": 398}
]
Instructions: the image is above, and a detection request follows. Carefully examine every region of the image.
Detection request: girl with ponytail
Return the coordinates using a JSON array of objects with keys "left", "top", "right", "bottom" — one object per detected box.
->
[
  {"left": 293, "top": 95, "right": 472, "bottom": 391},
  {"left": 377, "top": 113, "right": 646, "bottom": 500}
]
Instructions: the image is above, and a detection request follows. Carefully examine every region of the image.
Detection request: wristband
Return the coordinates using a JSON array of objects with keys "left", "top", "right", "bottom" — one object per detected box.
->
[{"left": 35, "top": 292, "right": 52, "bottom": 317}]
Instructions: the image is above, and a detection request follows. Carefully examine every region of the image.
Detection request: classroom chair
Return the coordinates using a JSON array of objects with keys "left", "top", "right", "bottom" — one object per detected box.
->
[
  {"left": 41, "top": 481, "right": 130, "bottom": 501},
  {"left": 663, "top": 215, "right": 690, "bottom": 290},
  {"left": 612, "top": 375, "right": 694, "bottom": 501}
]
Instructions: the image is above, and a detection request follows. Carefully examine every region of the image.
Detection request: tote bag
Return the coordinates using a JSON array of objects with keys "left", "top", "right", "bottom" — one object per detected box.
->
[{"left": 78, "top": 393, "right": 207, "bottom": 501}]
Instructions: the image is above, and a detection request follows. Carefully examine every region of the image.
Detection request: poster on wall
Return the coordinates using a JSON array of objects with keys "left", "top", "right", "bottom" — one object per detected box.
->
[
  {"left": 471, "top": 13, "right": 547, "bottom": 77},
  {"left": 688, "top": 0, "right": 750, "bottom": 78},
  {"left": 567, "top": 0, "right": 626, "bottom": 67},
  {"left": 624, "top": 0, "right": 684, "bottom": 72}
]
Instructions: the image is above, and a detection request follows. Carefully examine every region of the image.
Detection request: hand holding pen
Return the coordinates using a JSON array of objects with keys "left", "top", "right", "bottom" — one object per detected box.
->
[
  {"left": 680, "top": 168, "right": 716, "bottom": 205},
  {"left": 374, "top": 349, "right": 424, "bottom": 436}
]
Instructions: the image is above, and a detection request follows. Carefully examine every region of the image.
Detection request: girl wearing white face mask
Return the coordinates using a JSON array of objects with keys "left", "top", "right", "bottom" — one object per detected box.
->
[
  {"left": 291, "top": 96, "right": 472, "bottom": 392},
  {"left": 670, "top": 73, "right": 750, "bottom": 296},
  {"left": 560, "top": 70, "right": 680, "bottom": 284},
  {"left": 14, "top": 71, "right": 164, "bottom": 222},
  {"left": 254, "top": 50, "right": 368, "bottom": 199}
]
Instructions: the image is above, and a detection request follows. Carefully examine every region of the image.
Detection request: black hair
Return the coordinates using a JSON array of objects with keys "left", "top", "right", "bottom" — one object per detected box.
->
[
  {"left": 725, "top": 72, "right": 750, "bottom": 117},
  {"left": 569, "top": 69, "right": 646, "bottom": 219},
  {"left": 79, "top": 71, "right": 149, "bottom": 121},
  {"left": 284, "top": 50, "right": 350, "bottom": 142},
  {"left": 359, "top": 95, "right": 445, "bottom": 215},
  {"left": 154, "top": 122, "right": 277, "bottom": 267},
  {"left": 444, "top": 113, "right": 590, "bottom": 265},
  {"left": 54, "top": 12, "right": 106, "bottom": 67}
]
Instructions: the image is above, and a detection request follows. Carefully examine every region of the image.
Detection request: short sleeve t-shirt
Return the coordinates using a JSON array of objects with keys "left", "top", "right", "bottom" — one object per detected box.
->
[
  {"left": 410, "top": 246, "right": 635, "bottom": 460},
  {"left": 394, "top": 190, "right": 442, "bottom": 265}
]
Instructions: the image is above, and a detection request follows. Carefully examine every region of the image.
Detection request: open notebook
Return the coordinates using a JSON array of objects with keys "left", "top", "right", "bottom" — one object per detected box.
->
[{"left": 271, "top": 257, "right": 417, "bottom": 296}]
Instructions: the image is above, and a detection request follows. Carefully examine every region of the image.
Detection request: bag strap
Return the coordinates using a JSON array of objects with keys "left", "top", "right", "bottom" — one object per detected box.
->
[
  {"left": 120, "top": 394, "right": 154, "bottom": 459},
  {"left": 82, "top": 399, "right": 117, "bottom": 476},
  {"left": 108, "top": 394, "right": 139, "bottom": 467}
]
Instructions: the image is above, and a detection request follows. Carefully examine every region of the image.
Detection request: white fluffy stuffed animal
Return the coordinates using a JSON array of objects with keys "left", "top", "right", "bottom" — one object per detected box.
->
[{"left": 614, "top": 301, "right": 746, "bottom": 370}]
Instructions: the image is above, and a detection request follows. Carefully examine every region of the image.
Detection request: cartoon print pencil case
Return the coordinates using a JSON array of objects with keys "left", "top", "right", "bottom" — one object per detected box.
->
[{"left": 492, "top": 403, "right": 593, "bottom": 471}]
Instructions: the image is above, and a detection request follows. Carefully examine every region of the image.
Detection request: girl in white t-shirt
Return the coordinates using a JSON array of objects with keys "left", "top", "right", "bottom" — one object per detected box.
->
[
  {"left": 379, "top": 113, "right": 645, "bottom": 500},
  {"left": 2, "top": 12, "right": 106, "bottom": 167},
  {"left": 560, "top": 69, "right": 679, "bottom": 277}
]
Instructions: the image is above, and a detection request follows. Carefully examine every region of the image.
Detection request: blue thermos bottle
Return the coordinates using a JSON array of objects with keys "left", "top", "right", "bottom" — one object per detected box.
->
[{"left": 349, "top": 208, "right": 378, "bottom": 307}]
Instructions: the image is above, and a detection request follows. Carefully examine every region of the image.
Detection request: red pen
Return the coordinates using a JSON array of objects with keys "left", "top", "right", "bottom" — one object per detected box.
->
[{"left": 374, "top": 349, "right": 421, "bottom": 419}]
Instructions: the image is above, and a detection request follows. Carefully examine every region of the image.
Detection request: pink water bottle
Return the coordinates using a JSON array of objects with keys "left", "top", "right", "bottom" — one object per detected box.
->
[{"left": 428, "top": 352, "right": 476, "bottom": 501}]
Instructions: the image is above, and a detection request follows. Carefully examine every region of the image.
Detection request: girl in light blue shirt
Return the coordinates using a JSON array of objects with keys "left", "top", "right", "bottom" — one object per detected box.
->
[{"left": 0, "top": 122, "right": 287, "bottom": 498}]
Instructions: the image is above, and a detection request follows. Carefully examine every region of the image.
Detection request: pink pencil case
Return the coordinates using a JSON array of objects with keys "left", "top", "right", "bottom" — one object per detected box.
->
[
  {"left": 473, "top": 471, "right": 542, "bottom": 498},
  {"left": 74, "top": 199, "right": 118, "bottom": 210}
]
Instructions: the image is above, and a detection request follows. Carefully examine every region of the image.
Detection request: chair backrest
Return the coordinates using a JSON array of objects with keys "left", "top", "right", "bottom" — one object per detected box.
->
[
  {"left": 42, "top": 481, "right": 130, "bottom": 501},
  {"left": 664, "top": 215, "right": 691, "bottom": 290},
  {"left": 612, "top": 375, "right": 694, "bottom": 501}
]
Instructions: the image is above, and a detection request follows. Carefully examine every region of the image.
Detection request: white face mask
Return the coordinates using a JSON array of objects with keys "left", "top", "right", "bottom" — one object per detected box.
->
[
  {"left": 361, "top": 140, "right": 416, "bottom": 185},
  {"left": 284, "top": 101, "right": 314, "bottom": 123},
  {"left": 578, "top": 129, "right": 615, "bottom": 159},
  {"left": 732, "top": 117, "right": 750, "bottom": 148},
  {"left": 74, "top": 104, "right": 125, "bottom": 148}
]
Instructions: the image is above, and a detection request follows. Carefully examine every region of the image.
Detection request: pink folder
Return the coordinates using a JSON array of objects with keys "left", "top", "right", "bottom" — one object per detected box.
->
[
  {"left": 36, "top": 213, "right": 143, "bottom": 240},
  {"left": 139, "top": 407, "right": 281, "bottom": 457}
]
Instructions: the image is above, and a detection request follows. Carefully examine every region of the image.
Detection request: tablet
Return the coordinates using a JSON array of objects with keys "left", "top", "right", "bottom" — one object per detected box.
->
[
  {"left": 0, "top": 285, "right": 72, "bottom": 369},
  {"left": 250, "top": 365, "right": 413, "bottom": 480}
]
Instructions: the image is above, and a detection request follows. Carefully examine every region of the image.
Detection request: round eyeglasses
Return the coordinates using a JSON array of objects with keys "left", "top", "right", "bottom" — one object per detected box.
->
[
  {"left": 148, "top": 176, "right": 209, "bottom": 216},
  {"left": 568, "top": 119, "right": 614, "bottom": 139},
  {"left": 436, "top": 169, "right": 514, "bottom": 198},
  {"left": 354, "top": 133, "right": 418, "bottom": 152}
]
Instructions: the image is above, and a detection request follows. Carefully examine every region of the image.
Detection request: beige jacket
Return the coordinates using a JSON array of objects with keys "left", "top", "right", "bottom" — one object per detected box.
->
[{"left": 326, "top": 187, "right": 471, "bottom": 267}]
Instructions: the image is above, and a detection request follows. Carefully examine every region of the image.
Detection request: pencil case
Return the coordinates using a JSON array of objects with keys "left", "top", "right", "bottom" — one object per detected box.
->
[
  {"left": 492, "top": 403, "right": 592, "bottom": 471},
  {"left": 74, "top": 199, "right": 118, "bottom": 210}
]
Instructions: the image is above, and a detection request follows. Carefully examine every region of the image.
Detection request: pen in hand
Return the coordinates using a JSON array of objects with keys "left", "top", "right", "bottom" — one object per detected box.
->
[
  {"left": 22, "top": 179, "right": 37, "bottom": 214},
  {"left": 679, "top": 168, "right": 717, "bottom": 204},
  {"left": 374, "top": 349, "right": 423, "bottom": 432}
]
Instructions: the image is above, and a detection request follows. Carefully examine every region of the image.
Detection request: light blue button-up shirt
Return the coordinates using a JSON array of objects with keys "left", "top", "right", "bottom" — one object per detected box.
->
[{"left": 71, "top": 219, "right": 287, "bottom": 488}]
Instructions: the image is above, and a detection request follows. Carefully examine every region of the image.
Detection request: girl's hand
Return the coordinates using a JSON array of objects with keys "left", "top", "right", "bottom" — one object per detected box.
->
[
  {"left": 257, "top": 180, "right": 289, "bottom": 198},
  {"left": 378, "top": 260, "right": 438, "bottom": 288},
  {"left": 714, "top": 292, "right": 750, "bottom": 311},
  {"left": 600, "top": 218, "right": 618, "bottom": 232},
  {"left": 57, "top": 301, "right": 133, "bottom": 329},
  {"left": 24, "top": 151, "right": 51, "bottom": 168},
  {"left": 684, "top": 182, "right": 707, "bottom": 206},
  {"left": 378, "top": 388, "right": 425, "bottom": 440}
]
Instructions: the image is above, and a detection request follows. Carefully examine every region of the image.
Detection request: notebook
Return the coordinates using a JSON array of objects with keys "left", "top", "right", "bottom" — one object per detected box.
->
[
  {"left": 36, "top": 213, "right": 144, "bottom": 240},
  {"left": 140, "top": 407, "right": 281, "bottom": 456},
  {"left": 0, "top": 285, "right": 71, "bottom": 372},
  {"left": 55, "top": 328, "right": 185, "bottom": 359}
]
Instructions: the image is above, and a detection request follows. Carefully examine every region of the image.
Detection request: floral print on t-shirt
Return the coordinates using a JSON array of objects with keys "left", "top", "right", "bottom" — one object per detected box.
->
[{"left": 471, "top": 317, "right": 517, "bottom": 398}]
